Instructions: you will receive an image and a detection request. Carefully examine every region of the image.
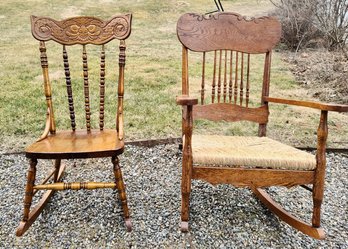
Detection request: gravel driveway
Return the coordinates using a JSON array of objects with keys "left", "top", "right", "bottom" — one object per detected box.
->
[{"left": 1, "top": 144, "right": 347, "bottom": 248}]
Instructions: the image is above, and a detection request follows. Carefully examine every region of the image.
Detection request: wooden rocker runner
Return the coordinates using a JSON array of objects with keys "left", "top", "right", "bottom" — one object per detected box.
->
[
  {"left": 176, "top": 12, "right": 348, "bottom": 239},
  {"left": 16, "top": 14, "right": 132, "bottom": 236}
]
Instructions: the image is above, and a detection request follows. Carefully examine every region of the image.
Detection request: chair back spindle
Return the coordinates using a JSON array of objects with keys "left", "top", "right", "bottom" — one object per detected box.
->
[
  {"left": 239, "top": 53, "right": 244, "bottom": 106},
  {"left": 217, "top": 50, "right": 222, "bottom": 103},
  {"left": 229, "top": 51, "right": 233, "bottom": 103},
  {"left": 99, "top": 45, "right": 106, "bottom": 130},
  {"left": 223, "top": 50, "right": 227, "bottom": 103},
  {"left": 39, "top": 41, "right": 56, "bottom": 134},
  {"left": 201, "top": 52, "right": 206, "bottom": 105},
  {"left": 82, "top": 45, "right": 91, "bottom": 131},
  {"left": 246, "top": 53, "right": 251, "bottom": 107},
  {"left": 63, "top": 45, "right": 76, "bottom": 131},
  {"left": 234, "top": 52, "right": 239, "bottom": 105},
  {"left": 212, "top": 50, "right": 217, "bottom": 103}
]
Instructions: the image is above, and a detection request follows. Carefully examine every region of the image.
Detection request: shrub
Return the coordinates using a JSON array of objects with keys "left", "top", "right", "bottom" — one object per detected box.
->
[{"left": 271, "top": 0, "right": 348, "bottom": 54}]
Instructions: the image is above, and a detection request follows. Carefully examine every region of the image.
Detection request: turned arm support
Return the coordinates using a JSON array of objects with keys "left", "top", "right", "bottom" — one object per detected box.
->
[
  {"left": 176, "top": 95, "right": 198, "bottom": 139},
  {"left": 264, "top": 96, "right": 348, "bottom": 112},
  {"left": 265, "top": 95, "right": 337, "bottom": 177}
]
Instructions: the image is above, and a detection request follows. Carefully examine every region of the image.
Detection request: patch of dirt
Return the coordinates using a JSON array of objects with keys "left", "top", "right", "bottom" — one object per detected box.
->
[{"left": 283, "top": 50, "right": 348, "bottom": 104}]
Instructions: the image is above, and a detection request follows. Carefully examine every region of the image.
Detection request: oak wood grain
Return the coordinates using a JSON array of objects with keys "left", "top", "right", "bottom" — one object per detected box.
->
[
  {"left": 177, "top": 12, "right": 281, "bottom": 53},
  {"left": 193, "top": 103, "right": 269, "bottom": 123},
  {"left": 265, "top": 96, "right": 348, "bottom": 112},
  {"left": 26, "top": 129, "right": 124, "bottom": 159},
  {"left": 31, "top": 14, "right": 132, "bottom": 45},
  {"left": 193, "top": 166, "right": 314, "bottom": 187}
]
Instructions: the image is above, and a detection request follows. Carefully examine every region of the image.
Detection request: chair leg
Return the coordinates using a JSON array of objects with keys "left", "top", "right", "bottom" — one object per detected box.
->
[
  {"left": 16, "top": 159, "right": 65, "bottom": 236},
  {"left": 181, "top": 157, "right": 192, "bottom": 232},
  {"left": 112, "top": 156, "right": 132, "bottom": 232},
  {"left": 312, "top": 181, "right": 324, "bottom": 228}
]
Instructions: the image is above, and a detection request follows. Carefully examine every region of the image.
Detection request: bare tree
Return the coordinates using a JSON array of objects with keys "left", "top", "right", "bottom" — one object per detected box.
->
[
  {"left": 314, "top": 0, "right": 348, "bottom": 53},
  {"left": 271, "top": 0, "right": 348, "bottom": 55},
  {"left": 270, "top": 0, "right": 319, "bottom": 51}
]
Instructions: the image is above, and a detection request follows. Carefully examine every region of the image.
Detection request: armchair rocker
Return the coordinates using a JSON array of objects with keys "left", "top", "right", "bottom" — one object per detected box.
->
[
  {"left": 176, "top": 12, "right": 348, "bottom": 239},
  {"left": 16, "top": 14, "right": 132, "bottom": 236}
]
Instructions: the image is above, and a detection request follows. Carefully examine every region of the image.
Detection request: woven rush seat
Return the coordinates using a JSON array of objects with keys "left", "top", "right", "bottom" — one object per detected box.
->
[{"left": 191, "top": 135, "right": 316, "bottom": 170}]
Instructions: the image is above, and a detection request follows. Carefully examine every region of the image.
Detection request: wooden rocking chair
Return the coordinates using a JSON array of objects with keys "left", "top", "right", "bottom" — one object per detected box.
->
[
  {"left": 176, "top": 12, "right": 348, "bottom": 239},
  {"left": 16, "top": 14, "right": 132, "bottom": 236}
]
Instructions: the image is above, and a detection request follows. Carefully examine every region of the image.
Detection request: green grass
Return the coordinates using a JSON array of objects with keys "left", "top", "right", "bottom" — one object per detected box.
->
[{"left": 0, "top": 0, "right": 347, "bottom": 152}]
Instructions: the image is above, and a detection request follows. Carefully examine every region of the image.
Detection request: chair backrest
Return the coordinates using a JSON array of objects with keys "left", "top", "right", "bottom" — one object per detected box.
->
[
  {"left": 177, "top": 12, "right": 281, "bottom": 136},
  {"left": 31, "top": 14, "right": 132, "bottom": 137}
]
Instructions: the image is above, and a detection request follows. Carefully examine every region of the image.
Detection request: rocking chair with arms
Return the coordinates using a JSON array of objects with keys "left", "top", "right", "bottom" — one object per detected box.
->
[
  {"left": 16, "top": 14, "right": 132, "bottom": 236},
  {"left": 176, "top": 12, "right": 348, "bottom": 239}
]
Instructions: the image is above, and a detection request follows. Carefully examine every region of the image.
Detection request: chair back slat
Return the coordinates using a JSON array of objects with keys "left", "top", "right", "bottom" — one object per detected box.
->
[
  {"left": 63, "top": 45, "right": 76, "bottom": 131},
  {"left": 99, "top": 45, "right": 106, "bottom": 130},
  {"left": 82, "top": 45, "right": 91, "bottom": 131},
  {"left": 193, "top": 104, "right": 268, "bottom": 123},
  {"left": 201, "top": 52, "right": 206, "bottom": 105}
]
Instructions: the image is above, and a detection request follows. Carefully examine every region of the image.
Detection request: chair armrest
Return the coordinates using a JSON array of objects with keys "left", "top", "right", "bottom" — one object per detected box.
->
[
  {"left": 264, "top": 96, "right": 348, "bottom": 112},
  {"left": 176, "top": 95, "right": 198, "bottom": 106}
]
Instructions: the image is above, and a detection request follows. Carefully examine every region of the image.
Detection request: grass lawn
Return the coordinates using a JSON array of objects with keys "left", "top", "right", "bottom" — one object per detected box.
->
[{"left": 0, "top": 0, "right": 347, "bottom": 152}]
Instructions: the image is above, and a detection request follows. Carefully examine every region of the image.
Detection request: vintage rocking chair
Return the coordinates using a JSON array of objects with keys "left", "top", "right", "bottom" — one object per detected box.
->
[
  {"left": 16, "top": 14, "right": 132, "bottom": 236},
  {"left": 176, "top": 12, "right": 348, "bottom": 239}
]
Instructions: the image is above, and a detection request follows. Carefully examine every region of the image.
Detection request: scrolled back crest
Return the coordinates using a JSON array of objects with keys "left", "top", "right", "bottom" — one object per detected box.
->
[{"left": 31, "top": 14, "right": 132, "bottom": 45}]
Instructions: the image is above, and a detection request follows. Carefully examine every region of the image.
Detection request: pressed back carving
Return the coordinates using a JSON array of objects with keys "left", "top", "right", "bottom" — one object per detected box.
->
[
  {"left": 177, "top": 12, "right": 281, "bottom": 53},
  {"left": 177, "top": 12, "right": 281, "bottom": 131},
  {"left": 31, "top": 15, "right": 132, "bottom": 134},
  {"left": 31, "top": 15, "right": 131, "bottom": 45}
]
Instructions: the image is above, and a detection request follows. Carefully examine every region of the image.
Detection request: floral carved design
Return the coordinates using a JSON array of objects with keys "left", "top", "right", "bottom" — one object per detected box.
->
[{"left": 31, "top": 14, "right": 132, "bottom": 45}]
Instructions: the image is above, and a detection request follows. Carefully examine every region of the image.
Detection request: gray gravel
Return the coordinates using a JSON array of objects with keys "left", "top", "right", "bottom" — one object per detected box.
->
[{"left": 0, "top": 144, "right": 347, "bottom": 248}]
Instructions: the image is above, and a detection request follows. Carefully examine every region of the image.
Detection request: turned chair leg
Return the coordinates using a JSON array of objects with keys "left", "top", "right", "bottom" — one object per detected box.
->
[
  {"left": 16, "top": 159, "right": 37, "bottom": 236},
  {"left": 22, "top": 159, "right": 37, "bottom": 223},
  {"left": 112, "top": 156, "right": 132, "bottom": 232},
  {"left": 181, "top": 158, "right": 192, "bottom": 232},
  {"left": 16, "top": 159, "right": 65, "bottom": 236}
]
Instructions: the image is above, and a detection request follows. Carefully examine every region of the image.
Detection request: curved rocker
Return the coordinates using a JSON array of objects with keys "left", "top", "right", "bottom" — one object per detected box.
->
[
  {"left": 251, "top": 186, "right": 325, "bottom": 240},
  {"left": 16, "top": 160, "right": 65, "bottom": 236}
]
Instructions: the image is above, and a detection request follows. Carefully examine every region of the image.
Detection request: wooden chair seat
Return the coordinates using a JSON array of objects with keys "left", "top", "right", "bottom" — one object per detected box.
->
[
  {"left": 191, "top": 135, "right": 316, "bottom": 170},
  {"left": 26, "top": 129, "right": 124, "bottom": 159}
]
